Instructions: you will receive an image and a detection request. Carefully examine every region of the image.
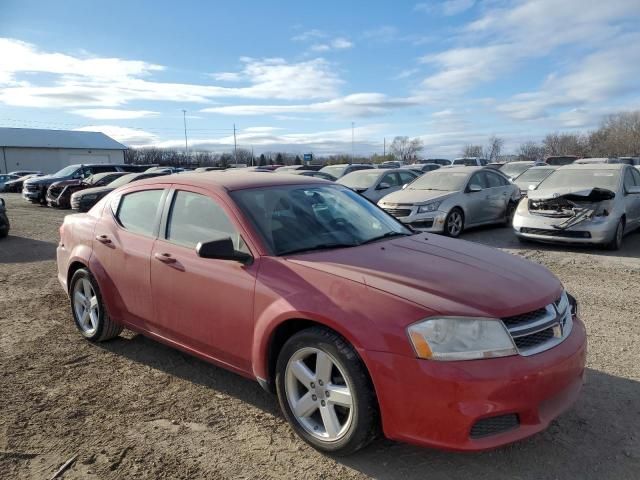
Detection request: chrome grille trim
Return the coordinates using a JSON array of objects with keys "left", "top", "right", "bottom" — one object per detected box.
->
[{"left": 502, "top": 295, "right": 573, "bottom": 357}]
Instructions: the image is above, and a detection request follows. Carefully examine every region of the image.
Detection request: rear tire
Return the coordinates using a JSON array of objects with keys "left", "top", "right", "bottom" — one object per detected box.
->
[
  {"left": 605, "top": 219, "right": 624, "bottom": 251},
  {"left": 69, "top": 268, "right": 122, "bottom": 342},
  {"left": 275, "top": 327, "right": 379, "bottom": 455},
  {"left": 0, "top": 213, "right": 9, "bottom": 238},
  {"left": 503, "top": 202, "right": 517, "bottom": 227}
]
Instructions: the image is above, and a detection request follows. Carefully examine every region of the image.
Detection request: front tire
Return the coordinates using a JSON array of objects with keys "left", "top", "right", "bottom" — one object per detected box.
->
[
  {"left": 275, "top": 327, "right": 379, "bottom": 455},
  {"left": 69, "top": 268, "right": 122, "bottom": 341},
  {"left": 605, "top": 219, "right": 624, "bottom": 251},
  {"left": 444, "top": 208, "right": 464, "bottom": 237}
]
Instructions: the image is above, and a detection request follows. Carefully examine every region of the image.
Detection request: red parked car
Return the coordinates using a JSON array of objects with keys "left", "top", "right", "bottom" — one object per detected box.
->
[{"left": 56, "top": 173, "right": 586, "bottom": 454}]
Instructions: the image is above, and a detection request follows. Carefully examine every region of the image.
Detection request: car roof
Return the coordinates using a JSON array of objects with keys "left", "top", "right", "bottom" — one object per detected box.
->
[
  {"left": 438, "top": 166, "right": 483, "bottom": 173},
  {"left": 557, "top": 163, "right": 626, "bottom": 171},
  {"left": 131, "top": 170, "right": 329, "bottom": 192}
]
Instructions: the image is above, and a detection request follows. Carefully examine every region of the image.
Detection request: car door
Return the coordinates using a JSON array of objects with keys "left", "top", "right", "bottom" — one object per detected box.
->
[
  {"left": 624, "top": 167, "right": 640, "bottom": 228},
  {"left": 92, "top": 185, "right": 168, "bottom": 328},
  {"left": 463, "top": 172, "right": 490, "bottom": 225},
  {"left": 484, "top": 170, "right": 510, "bottom": 221},
  {"left": 149, "top": 187, "right": 258, "bottom": 372}
]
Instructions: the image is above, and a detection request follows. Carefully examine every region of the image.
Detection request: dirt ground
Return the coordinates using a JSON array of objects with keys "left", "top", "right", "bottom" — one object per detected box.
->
[{"left": 0, "top": 192, "right": 638, "bottom": 480}]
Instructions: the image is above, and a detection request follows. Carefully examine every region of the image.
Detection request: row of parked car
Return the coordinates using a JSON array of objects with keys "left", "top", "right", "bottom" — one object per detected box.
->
[{"left": 6, "top": 154, "right": 640, "bottom": 250}]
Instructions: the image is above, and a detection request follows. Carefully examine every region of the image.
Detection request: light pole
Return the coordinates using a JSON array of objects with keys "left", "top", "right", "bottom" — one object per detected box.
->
[
  {"left": 182, "top": 109, "right": 188, "bottom": 159},
  {"left": 351, "top": 121, "right": 355, "bottom": 164}
]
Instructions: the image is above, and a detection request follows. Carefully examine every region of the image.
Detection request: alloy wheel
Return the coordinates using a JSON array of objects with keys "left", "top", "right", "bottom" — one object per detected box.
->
[
  {"left": 284, "top": 347, "right": 354, "bottom": 442},
  {"left": 447, "top": 211, "right": 463, "bottom": 236},
  {"left": 73, "top": 278, "right": 99, "bottom": 335}
]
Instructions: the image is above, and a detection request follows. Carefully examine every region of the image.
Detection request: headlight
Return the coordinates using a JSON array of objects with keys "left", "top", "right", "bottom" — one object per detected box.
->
[
  {"left": 407, "top": 317, "right": 517, "bottom": 361},
  {"left": 417, "top": 201, "right": 441, "bottom": 213}
]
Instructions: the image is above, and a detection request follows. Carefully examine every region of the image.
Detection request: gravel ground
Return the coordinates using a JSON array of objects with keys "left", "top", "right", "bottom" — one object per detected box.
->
[{"left": 0, "top": 192, "right": 638, "bottom": 480}]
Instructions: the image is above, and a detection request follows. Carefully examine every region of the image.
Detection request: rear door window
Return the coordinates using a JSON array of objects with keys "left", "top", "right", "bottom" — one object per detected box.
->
[
  {"left": 116, "top": 189, "right": 164, "bottom": 237},
  {"left": 398, "top": 171, "right": 417, "bottom": 184}
]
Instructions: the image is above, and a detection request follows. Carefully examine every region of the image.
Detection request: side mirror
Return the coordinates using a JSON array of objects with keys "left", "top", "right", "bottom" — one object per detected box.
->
[
  {"left": 468, "top": 184, "right": 483, "bottom": 193},
  {"left": 626, "top": 186, "right": 640, "bottom": 195},
  {"left": 402, "top": 183, "right": 408, "bottom": 190},
  {"left": 196, "top": 237, "right": 252, "bottom": 264},
  {"left": 377, "top": 182, "right": 391, "bottom": 190},
  {"left": 0, "top": 198, "right": 4, "bottom": 207}
]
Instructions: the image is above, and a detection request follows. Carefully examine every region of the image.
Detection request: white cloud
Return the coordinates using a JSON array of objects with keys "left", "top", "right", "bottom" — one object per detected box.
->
[
  {"left": 310, "top": 37, "right": 353, "bottom": 52},
  {"left": 210, "top": 72, "right": 242, "bottom": 81},
  {"left": 202, "top": 93, "right": 418, "bottom": 117},
  {"left": 70, "top": 108, "right": 159, "bottom": 119},
  {"left": 418, "top": 0, "right": 640, "bottom": 99},
  {"left": 0, "top": 38, "right": 343, "bottom": 110},
  {"left": 291, "top": 29, "right": 326, "bottom": 42},
  {"left": 362, "top": 26, "right": 398, "bottom": 43},
  {"left": 74, "top": 125, "right": 158, "bottom": 146},
  {"left": 415, "top": 0, "right": 475, "bottom": 16}
]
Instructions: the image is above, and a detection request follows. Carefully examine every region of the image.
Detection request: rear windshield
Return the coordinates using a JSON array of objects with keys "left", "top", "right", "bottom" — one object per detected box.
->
[
  {"left": 338, "top": 171, "right": 381, "bottom": 189},
  {"left": 538, "top": 169, "right": 620, "bottom": 191},
  {"left": 516, "top": 168, "right": 555, "bottom": 183},
  {"left": 501, "top": 162, "right": 533, "bottom": 178},
  {"left": 320, "top": 165, "right": 347, "bottom": 178}
]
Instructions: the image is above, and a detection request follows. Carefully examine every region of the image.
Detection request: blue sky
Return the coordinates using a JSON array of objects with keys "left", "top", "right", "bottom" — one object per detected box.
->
[{"left": 1, "top": 0, "right": 639, "bottom": 156}]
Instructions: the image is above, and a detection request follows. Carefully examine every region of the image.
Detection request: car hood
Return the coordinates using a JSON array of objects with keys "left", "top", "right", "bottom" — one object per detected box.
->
[
  {"left": 528, "top": 187, "right": 616, "bottom": 201},
  {"left": 379, "top": 189, "right": 457, "bottom": 205},
  {"left": 51, "top": 179, "right": 83, "bottom": 188},
  {"left": 74, "top": 185, "right": 116, "bottom": 197},
  {"left": 287, "top": 234, "right": 561, "bottom": 321},
  {"left": 25, "top": 175, "right": 62, "bottom": 185}
]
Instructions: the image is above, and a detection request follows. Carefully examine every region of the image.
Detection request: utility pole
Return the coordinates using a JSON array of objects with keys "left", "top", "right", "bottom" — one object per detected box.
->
[
  {"left": 182, "top": 109, "right": 188, "bottom": 159},
  {"left": 351, "top": 121, "right": 355, "bottom": 164},
  {"left": 383, "top": 137, "right": 386, "bottom": 157},
  {"left": 233, "top": 123, "right": 238, "bottom": 167}
]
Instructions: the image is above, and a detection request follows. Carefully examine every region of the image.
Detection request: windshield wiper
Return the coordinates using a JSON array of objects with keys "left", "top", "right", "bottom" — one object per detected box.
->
[
  {"left": 359, "top": 231, "right": 413, "bottom": 245},
  {"left": 279, "top": 242, "right": 358, "bottom": 256}
]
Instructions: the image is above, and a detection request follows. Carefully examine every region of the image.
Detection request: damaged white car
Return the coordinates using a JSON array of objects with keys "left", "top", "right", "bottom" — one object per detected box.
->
[{"left": 513, "top": 164, "right": 640, "bottom": 250}]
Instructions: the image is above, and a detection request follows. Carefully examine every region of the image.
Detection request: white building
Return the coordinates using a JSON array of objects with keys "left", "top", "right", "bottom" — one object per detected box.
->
[{"left": 0, "top": 128, "right": 127, "bottom": 174}]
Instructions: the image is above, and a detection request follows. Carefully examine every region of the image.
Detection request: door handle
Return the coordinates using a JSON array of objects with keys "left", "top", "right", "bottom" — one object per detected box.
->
[
  {"left": 154, "top": 252, "right": 176, "bottom": 264},
  {"left": 95, "top": 234, "right": 112, "bottom": 245}
]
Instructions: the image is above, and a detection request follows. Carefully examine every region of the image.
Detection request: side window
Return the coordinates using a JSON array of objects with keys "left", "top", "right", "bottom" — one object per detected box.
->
[
  {"left": 623, "top": 168, "right": 636, "bottom": 190},
  {"left": 469, "top": 172, "right": 487, "bottom": 189},
  {"left": 630, "top": 167, "right": 640, "bottom": 185},
  {"left": 91, "top": 165, "right": 117, "bottom": 174},
  {"left": 398, "top": 171, "right": 416, "bottom": 184},
  {"left": 166, "top": 191, "right": 249, "bottom": 253},
  {"left": 116, "top": 189, "right": 163, "bottom": 237},
  {"left": 381, "top": 172, "right": 400, "bottom": 187},
  {"left": 480, "top": 159, "right": 488, "bottom": 166},
  {"left": 485, "top": 171, "right": 503, "bottom": 188}
]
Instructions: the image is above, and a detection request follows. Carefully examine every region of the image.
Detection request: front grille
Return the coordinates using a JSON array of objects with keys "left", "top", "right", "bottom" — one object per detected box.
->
[
  {"left": 25, "top": 183, "right": 40, "bottom": 192},
  {"left": 384, "top": 208, "right": 412, "bottom": 217},
  {"left": 502, "top": 306, "right": 548, "bottom": 328},
  {"left": 470, "top": 414, "right": 520, "bottom": 439},
  {"left": 520, "top": 227, "right": 591, "bottom": 239},
  {"left": 502, "top": 297, "right": 573, "bottom": 356},
  {"left": 513, "top": 327, "right": 554, "bottom": 349}
]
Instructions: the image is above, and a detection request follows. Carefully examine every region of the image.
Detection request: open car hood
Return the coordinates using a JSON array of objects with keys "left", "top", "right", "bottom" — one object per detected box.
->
[{"left": 528, "top": 187, "right": 616, "bottom": 202}]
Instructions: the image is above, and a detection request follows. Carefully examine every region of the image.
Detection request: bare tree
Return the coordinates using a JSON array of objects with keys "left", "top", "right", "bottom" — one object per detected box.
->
[
  {"left": 517, "top": 141, "right": 544, "bottom": 162},
  {"left": 389, "top": 136, "right": 424, "bottom": 162},
  {"left": 542, "top": 132, "right": 589, "bottom": 157},
  {"left": 486, "top": 136, "right": 504, "bottom": 162},
  {"left": 461, "top": 144, "right": 484, "bottom": 158}
]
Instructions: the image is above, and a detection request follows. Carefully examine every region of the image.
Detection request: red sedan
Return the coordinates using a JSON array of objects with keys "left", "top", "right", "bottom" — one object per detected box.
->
[{"left": 56, "top": 172, "right": 586, "bottom": 454}]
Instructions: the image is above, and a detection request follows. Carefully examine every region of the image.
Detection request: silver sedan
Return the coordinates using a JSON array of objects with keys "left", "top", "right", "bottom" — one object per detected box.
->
[
  {"left": 378, "top": 167, "right": 521, "bottom": 237},
  {"left": 337, "top": 169, "right": 419, "bottom": 203},
  {"left": 513, "top": 164, "right": 640, "bottom": 250}
]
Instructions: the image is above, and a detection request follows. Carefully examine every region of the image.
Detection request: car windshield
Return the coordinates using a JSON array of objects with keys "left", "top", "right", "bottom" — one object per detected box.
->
[
  {"left": 516, "top": 168, "right": 555, "bottom": 183},
  {"left": 407, "top": 170, "right": 469, "bottom": 191},
  {"left": 452, "top": 158, "right": 476, "bottom": 166},
  {"left": 231, "top": 185, "right": 411, "bottom": 256},
  {"left": 320, "top": 165, "right": 347, "bottom": 178},
  {"left": 501, "top": 162, "right": 533, "bottom": 178},
  {"left": 337, "top": 171, "right": 381, "bottom": 189},
  {"left": 52, "top": 165, "right": 80, "bottom": 177},
  {"left": 537, "top": 169, "right": 620, "bottom": 191}
]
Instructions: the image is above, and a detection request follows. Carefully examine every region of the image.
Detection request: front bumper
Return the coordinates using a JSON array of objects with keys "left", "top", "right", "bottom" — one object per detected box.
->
[
  {"left": 22, "top": 190, "right": 42, "bottom": 202},
  {"left": 366, "top": 316, "right": 586, "bottom": 451},
  {"left": 513, "top": 210, "right": 617, "bottom": 244},
  {"left": 381, "top": 206, "right": 448, "bottom": 233}
]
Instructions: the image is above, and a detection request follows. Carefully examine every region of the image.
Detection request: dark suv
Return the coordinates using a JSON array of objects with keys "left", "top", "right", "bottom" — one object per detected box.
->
[
  {"left": 23, "top": 164, "right": 139, "bottom": 204},
  {"left": 0, "top": 198, "right": 9, "bottom": 238},
  {"left": 46, "top": 171, "right": 129, "bottom": 208}
]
